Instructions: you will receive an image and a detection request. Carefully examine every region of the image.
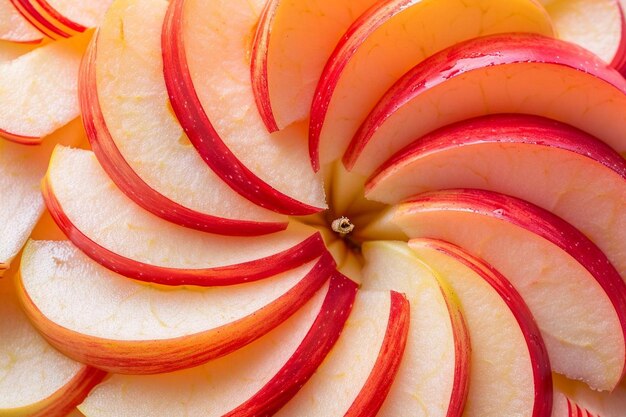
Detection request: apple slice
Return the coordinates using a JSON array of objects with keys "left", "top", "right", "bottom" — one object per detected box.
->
[
  {"left": 309, "top": 0, "right": 554, "bottom": 170},
  {"left": 345, "top": 33, "right": 626, "bottom": 175},
  {"left": 274, "top": 289, "right": 409, "bottom": 417},
  {"left": 554, "top": 374, "right": 626, "bottom": 417},
  {"left": 0, "top": 30, "right": 89, "bottom": 144},
  {"left": 44, "top": 146, "right": 325, "bottom": 286},
  {"left": 78, "top": 273, "right": 357, "bottom": 417},
  {"left": 0, "top": 265, "right": 105, "bottom": 417},
  {"left": 367, "top": 114, "right": 626, "bottom": 278},
  {"left": 0, "top": 0, "right": 42, "bottom": 43},
  {"left": 361, "top": 241, "right": 470, "bottom": 417},
  {"left": 162, "top": 0, "right": 326, "bottom": 215},
  {"left": 0, "top": 39, "right": 37, "bottom": 62},
  {"left": 9, "top": 0, "right": 71, "bottom": 39},
  {"left": 552, "top": 388, "right": 598, "bottom": 417},
  {"left": 81, "top": 0, "right": 287, "bottom": 235},
  {"left": 409, "top": 238, "right": 553, "bottom": 416},
  {"left": 250, "top": 0, "right": 378, "bottom": 132},
  {"left": 394, "top": 189, "right": 626, "bottom": 391},
  {"left": 29, "top": 0, "right": 113, "bottom": 34},
  {"left": 18, "top": 240, "right": 335, "bottom": 374}
]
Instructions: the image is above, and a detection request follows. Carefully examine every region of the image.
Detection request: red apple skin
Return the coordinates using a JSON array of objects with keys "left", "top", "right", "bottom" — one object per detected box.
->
[
  {"left": 225, "top": 273, "right": 358, "bottom": 417},
  {"left": 250, "top": 0, "right": 280, "bottom": 134},
  {"left": 343, "top": 33, "right": 626, "bottom": 170},
  {"left": 42, "top": 170, "right": 327, "bottom": 286},
  {"left": 9, "top": 0, "right": 70, "bottom": 39},
  {"left": 344, "top": 291, "right": 410, "bottom": 417},
  {"left": 611, "top": 2, "right": 626, "bottom": 74},
  {"left": 411, "top": 238, "right": 553, "bottom": 417},
  {"left": 0, "top": 128, "right": 41, "bottom": 145},
  {"left": 161, "top": 0, "right": 322, "bottom": 216},
  {"left": 367, "top": 114, "right": 626, "bottom": 194},
  {"left": 79, "top": 37, "right": 288, "bottom": 236},
  {"left": 34, "top": 0, "right": 87, "bottom": 33},
  {"left": 16, "top": 252, "right": 337, "bottom": 375},
  {"left": 401, "top": 189, "right": 626, "bottom": 382}
]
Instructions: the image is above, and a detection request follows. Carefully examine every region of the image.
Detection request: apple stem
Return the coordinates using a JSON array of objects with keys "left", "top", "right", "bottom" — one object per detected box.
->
[{"left": 331, "top": 216, "right": 355, "bottom": 237}]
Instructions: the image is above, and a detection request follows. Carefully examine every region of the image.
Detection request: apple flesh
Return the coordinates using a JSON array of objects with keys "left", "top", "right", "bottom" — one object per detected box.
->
[
  {"left": 345, "top": 33, "right": 626, "bottom": 175},
  {"left": 367, "top": 114, "right": 626, "bottom": 278},
  {"left": 361, "top": 241, "right": 470, "bottom": 417},
  {"left": 0, "top": 0, "right": 42, "bottom": 43},
  {"left": 394, "top": 189, "right": 626, "bottom": 391},
  {"left": 162, "top": 0, "right": 326, "bottom": 215},
  {"left": 78, "top": 274, "right": 357, "bottom": 417},
  {"left": 409, "top": 238, "right": 553, "bottom": 416},
  {"left": 274, "top": 290, "right": 409, "bottom": 417},
  {"left": 309, "top": 0, "right": 554, "bottom": 170},
  {"left": 18, "top": 240, "right": 335, "bottom": 374}
]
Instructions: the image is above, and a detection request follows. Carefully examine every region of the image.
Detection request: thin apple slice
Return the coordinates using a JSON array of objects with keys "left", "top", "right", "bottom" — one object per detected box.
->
[
  {"left": 552, "top": 388, "right": 598, "bottom": 417},
  {"left": 30, "top": 0, "right": 113, "bottom": 33},
  {"left": 0, "top": 30, "right": 89, "bottom": 144},
  {"left": 394, "top": 189, "right": 626, "bottom": 391},
  {"left": 554, "top": 374, "right": 626, "bottom": 417},
  {"left": 361, "top": 241, "right": 470, "bottom": 417},
  {"left": 309, "top": 0, "right": 554, "bottom": 170},
  {"left": 345, "top": 33, "right": 626, "bottom": 175},
  {"left": 250, "top": 0, "right": 378, "bottom": 132},
  {"left": 81, "top": 0, "right": 287, "bottom": 235},
  {"left": 162, "top": 0, "right": 326, "bottom": 215},
  {"left": 44, "top": 146, "right": 325, "bottom": 286},
  {"left": 367, "top": 114, "right": 626, "bottom": 278},
  {"left": 274, "top": 289, "right": 409, "bottom": 417},
  {"left": 409, "top": 238, "right": 553, "bottom": 416},
  {"left": 9, "top": 0, "right": 71, "bottom": 39},
  {"left": 0, "top": 0, "right": 41, "bottom": 42},
  {"left": 0, "top": 264, "right": 105, "bottom": 417},
  {"left": 18, "top": 240, "right": 335, "bottom": 374},
  {"left": 79, "top": 273, "right": 357, "bottom": 417}
]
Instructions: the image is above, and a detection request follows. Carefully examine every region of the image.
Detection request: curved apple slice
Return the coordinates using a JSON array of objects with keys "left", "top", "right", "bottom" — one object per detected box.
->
[
  {"left": 361, "top": 241, "right": 469, "bottom": 417},
  {"left": 345, "top": 33, "right": 626, "bottom": 175},
  {"left": 394, "top": 189, "right": 626, "bottom": 391},
  {"left": 0, "top": 0, "right": 41, "bottom": 42},
  {"left": 367, "top": 114, "right": 626, "bottom": 278},
  {"left": 0, "top": 31, "right": 89, "bottom": 144},
  {"left": 44, "top": 146, "right": 325, "bottom": 286},
  {"left": 309, "top": 0, "right": 553, "bottom": 170},
  {"left": 78, "top": 273, "right": 357, "bottom": 417},
  {"left": 162, "top": 0, "right": 326, "bottom": 215},
  {"left": 409, "top": 238, "right": 553, "bottom": 416},
  {"left": 81, "top": 0, "right": 287, "bottom": 235},
  {"left": 31, "top": 0, "right": 112, "bottom": 33},
  {"left": 9, "top": 0, "right": 71, "bottom": 39},
  {"left": 0, "top": 266, "right": 105, "bottom": 417},
  {"left": 250, "top": 0, "right": 378, "bottom": 132},
  {"left": 19, "top": 240, "right": 335, "bottom": 374},
  {"left": 553, "top": 387, "right": 599, "bottom": 417},
  {"left": 275, "top": 289, "right": 409, "bottom": 417},
  {"left": 553, "top": 373, "right": 626, "bottom": 417}
]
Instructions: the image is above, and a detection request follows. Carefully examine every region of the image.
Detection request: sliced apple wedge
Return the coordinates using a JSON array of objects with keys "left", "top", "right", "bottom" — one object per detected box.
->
[
  {"left": 394, "top": 189, "right": 626, "bottom": 391},
  {"left": 274, "top": 289, "right": 409, "bottom": 417},
  {"left": 0, "top": 30, "right": 89, "bottom": 144},
  {"left": 78, "top": 273, "right": 357, "bottom": 417},
  {"left": 0, "top": 265, "right": 105, "bottom": 417},
  {"left": 81, "top": 0, "right": 287, "bottom": 235},
  {"left": 44, "top": 146, "right": 325, "bottom": 286},
  {"left": 409, "top": 238, "right": 553, "bottom": 416},
  {"left": 367, "top": 114, "right": 626, "bottom": 278},
  {"left": 361, "top": 241, "right": 470, "bottom": 417},
  {"left": 28, "top": 0, "right": 113, "bottom": 34},
  {"left": 0, "top": 0, "right": 41, "bottom": 43},
  {"left": 309, "top": 0, "right": 554, "bottom": 169},
  {"left": 250, "top": 0, "right": 378, "bottom": 132},
  {"left": 18, "top": 240, "right": 335, "bottom": 374},
  {"left": 162, "top": 0, "right": 326, "bottom": 215},
  {"left": 345, "top": 33, "right": 626, "bottom": 174}
]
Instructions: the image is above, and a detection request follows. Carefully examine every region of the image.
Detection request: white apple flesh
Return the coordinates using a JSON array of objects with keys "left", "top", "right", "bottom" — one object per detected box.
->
[{"left": 0, "top": 0, "right": 41, "bottom": 43}]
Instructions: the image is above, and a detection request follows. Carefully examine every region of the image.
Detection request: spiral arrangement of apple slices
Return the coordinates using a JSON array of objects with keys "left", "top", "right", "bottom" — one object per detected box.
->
[{"left": 1, "top": 0, "right": 626, "bottom": 415}]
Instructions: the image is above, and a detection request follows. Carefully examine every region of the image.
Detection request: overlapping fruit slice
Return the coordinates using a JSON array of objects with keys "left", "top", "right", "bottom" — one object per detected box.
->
[
  {"left": 308, "top": 0, "right": 554, "bottom": 169},
  {"left": 0, "top": 0, "right": 41, "bottom": 42},
  {"left": 367, "top": 114, "right": 626, "bottom": 278},
  {"left": 394, "top": 189, "right": 626, "bottom": 391},
  {"left": 361, "top": 241, "right": 470, "bottom": 417},
  {"left": 162, "top": 0, "right": 326, "bottom": 215},
  {"left": 78, "top": 274, "right": 357, "bottom": 417},
  {"left": 345, "top": 33, "right": 626, "bottom": 174},
  {"left": 18, "top": 240, "right": 335, "bottom": 374}
]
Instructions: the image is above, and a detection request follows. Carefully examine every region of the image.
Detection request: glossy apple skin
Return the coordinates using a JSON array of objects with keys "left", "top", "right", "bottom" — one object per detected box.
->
[
  {"left": 17, "top": 253, "right": 336, "bottom": 375},
  {"left": 343, "top": 33, "right": 626, "bottom": 171},
  {"left": 161, "top": 0, "right": 321, "bottom": 216},
  {"left": 9, "top": 0, "right": 70, "bottom": 39},
  {"left": 79, "top": 37, "right": 287, "bottom": 236},
  {"left": 225, "top": 273, "right": 358, "bottom": 417},
  {"left": 411, "top": 238, "right": 553, "bottom": 417},
  {"left": 344, "top": 291, "right": 409, "bottom": 417}
]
